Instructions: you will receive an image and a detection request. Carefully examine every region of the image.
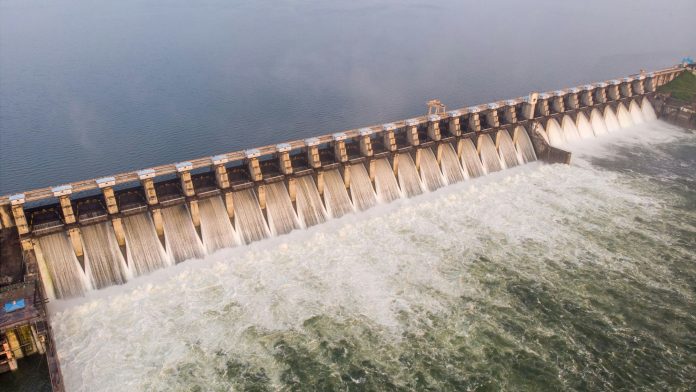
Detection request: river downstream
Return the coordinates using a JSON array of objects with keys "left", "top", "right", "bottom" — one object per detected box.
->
[{"left": 50, "top": 121, "right": 696, "bottom": 391}]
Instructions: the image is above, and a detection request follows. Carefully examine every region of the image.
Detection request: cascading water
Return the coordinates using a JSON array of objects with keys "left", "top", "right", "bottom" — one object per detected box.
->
[
  {"left": 616, "top": 103, "right": 634, "bottom": 128},
  {"left": 438, "top": 143, "right": 467, "bottom": 184},
  {"left": 349, "top": 163, "right": 377, "bottom": 211},
  {"left": 198, "top": 196, "right": 238, "bottom": 253},
  {"left": 322, "top": 169, "right": 354, "bottom": 218},
  {"left": 123, "top": 213, "right": 170, "bottom": 276},
  {"left": 590, "top": 108, "right": 608, "bottom": 135},
  {"left": 513, "top": 126, "right": 537, "bottom": 163},
  {"left": 629, "top": 100, "right": 645, "bottom": 125},
  {"left": 418, "top": 148, "right": 446, "bottom": 191},
  {"left": 603, "top": 106, "right": 621, "bottom": 132},
  {"left": 233, "top": 188, "right": 270, "bottom": 244},
  {"left": 496, "top": 129, "right": 522, "bottom": 168},
  {"left": 477, "top": 134, "right": 504, "bottom": 173},
  {"left": 396, "top": 153, "right": 424, "bottom": 197},
  {"left": 534, "top": 123, "right": 550, "bottom": 144},
  {"left": 374, "top": 158, "right": 402, "bottom": 203},
  {"left": 575, "top": 112, "right": 595, "bottom": 139},
  {"left": 51, "top": 120, "right": 696, "bottom": 392},
  {"left": 295, "top": 175, "right": 327, "bottom": 227},
  {"left": 81, "top": 222, "right": 129, "bottom": 289},
  {"left": 264, "top": 181, "right": 300, "bottom": 236},
  {"left": 561, "top": 115, "right": 581, "bottom": 142},
  {"left": 37, "top": 232, "right": 89, "bottom": 299},
  {"left": 545, "top": 118, "right": 565, "bottom": 146},
  {"left": 459, "top": 138, "right": 486, "bottom": 178},
  {"left": 162, "top": 204, "right": 206, "bottom": 263},
  {"left": 641, "top": 97, "right": 657, "bottom": 121}
]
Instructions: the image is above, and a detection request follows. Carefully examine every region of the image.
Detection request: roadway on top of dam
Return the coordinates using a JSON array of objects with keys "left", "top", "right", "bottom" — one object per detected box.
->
[{"left": 0, "top": 65, "right": 683, "bottom": 208}]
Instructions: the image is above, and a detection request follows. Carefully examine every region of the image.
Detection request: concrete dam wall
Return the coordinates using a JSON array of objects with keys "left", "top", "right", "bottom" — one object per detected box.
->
[{"left": 0, "top": 64, "right": 687, "bottom": 301}]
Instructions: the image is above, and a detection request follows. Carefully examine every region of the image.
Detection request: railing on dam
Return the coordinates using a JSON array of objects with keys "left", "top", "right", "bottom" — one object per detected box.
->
[
  {"left": 0, "top": 62, "right": 689, "bottom": 256},
  {"left": 0, "top": 64, "right": 685, "bottom": 209}
]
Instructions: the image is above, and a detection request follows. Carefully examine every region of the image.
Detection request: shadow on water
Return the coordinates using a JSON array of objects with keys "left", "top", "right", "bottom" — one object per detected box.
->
[{"left": 0, "top": 355, "right": 51, "bottom": 392}]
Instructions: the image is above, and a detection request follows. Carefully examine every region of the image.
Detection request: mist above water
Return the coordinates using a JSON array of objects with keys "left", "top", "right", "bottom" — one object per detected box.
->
[{"left": 51, "top": 121, "right": 696, "bottom": 391}]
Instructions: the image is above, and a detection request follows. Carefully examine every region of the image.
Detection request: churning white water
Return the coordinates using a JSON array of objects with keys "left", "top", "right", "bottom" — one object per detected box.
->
[
  {"left": 123, "top": 213, "right": 170, "bottom": 276},
  {"left": 418, "top": 147, "right": 445, "bottom": 191},
  {"left": 348, "top": 163, "right": 377, "bottom": 211},
  {"left": 50, "top": 118, "right": 694, "bottom": 392},
  {"left": 198, "top": 196, "right": 238, "bottom": 253}
]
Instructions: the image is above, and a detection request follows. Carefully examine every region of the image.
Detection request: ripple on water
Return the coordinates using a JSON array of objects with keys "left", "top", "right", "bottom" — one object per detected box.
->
[{"left": 51, "top": 123, "right": 696, "bottom": 391}]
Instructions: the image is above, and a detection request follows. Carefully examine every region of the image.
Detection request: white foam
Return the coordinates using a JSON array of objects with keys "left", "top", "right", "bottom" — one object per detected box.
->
[{"left": 49, "top": 119, "right": 691, "bottom": 391}]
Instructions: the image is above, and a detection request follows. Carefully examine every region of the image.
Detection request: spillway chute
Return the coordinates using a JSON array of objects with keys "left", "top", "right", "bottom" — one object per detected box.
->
[
  {"left": 322, "top": 169, "right": 354, "bottom": 218},
  {"left": 123, "top": 212, "right": 170, "bottom": 276},
  {"left": 590, "top": 108, "right": 608, "bottom": 135},
  {"left": 458, "top": 138, "right": 486, "bottom": 178},
  {"left": 603, "top": 106, "right": 621, "bottom": 132},
  {"left": 295, "top": 175, "right": 327, "bottom": 227},
  {"left": 496, "top": 129, "right": 522, "bottom": 168},
  {"left": 265, "top": 182, "right": 300, "bottom": 236},
  {"left": 199, "top": 196, "right": 239, "bottom": 252},
  {"left": 349, "top": 163, "right": 378, "bottom": 211},
  {"left": 640, "top": 97, "right": 657, "bottom": 121},
  {"left": 575, "top": 112, "right": 595, "bottom": 139},
  {"left": 161, "top": 204, "right": 206, "bottom": 263},
  {"left": 396, "top": 152, "right": 424, "bottom": 197},
  {"left": 82, "top": 222, "right": 129, "bottom": 289},
  {"left": 561, "top": 115, "right": 581, "bottom": 142},
  {"left": 374, "top": 158, "right": 402, "bottom": 203},
  {"left": 232, "top": 188, "right": 270, "bottom": 244},
  {"left": 545, "top": 118, "right": 565, "bottom": 146},
  {"left": 439, "top": 143, "right": 467, "bottom": 184},
  {"left": 616, "top": 102, "right": 634, "bottom": 128},
  {"left": 513, "top": 126, "right": 537, "bottom": 163},
  {"left": 418, "top": 147, "right": 446, "bottom": 191},
  {"left": 629, "top": 99, "right": 645, "bottom": 125},
  {"left": 36, "top": 232, "right": 91, "bottom": 299},
  {"left": 477, "top": 133, "right": 504, "bottom": 173}
]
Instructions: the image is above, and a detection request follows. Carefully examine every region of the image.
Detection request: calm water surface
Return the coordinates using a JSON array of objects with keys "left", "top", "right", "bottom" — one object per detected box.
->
[{"left": 1, "top": 0, "right": 695, "bottom": 193}]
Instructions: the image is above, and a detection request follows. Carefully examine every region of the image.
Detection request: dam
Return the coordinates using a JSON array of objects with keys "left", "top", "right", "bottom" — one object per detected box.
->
[
  {"left": 0, "top": 65, "right": 688, "bottom": 297},
  {"left": 0, "top": 63, "right": 691, "bottom": 390}
]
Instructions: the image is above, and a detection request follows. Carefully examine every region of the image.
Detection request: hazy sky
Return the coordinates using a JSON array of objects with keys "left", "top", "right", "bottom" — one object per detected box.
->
[{"left": 1, "top": 0, "right": 694, "bottom": 193}]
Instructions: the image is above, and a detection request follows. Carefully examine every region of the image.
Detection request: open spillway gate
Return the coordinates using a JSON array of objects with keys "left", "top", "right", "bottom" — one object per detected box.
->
[{"left": 0, "top": 64, "right": 689, "bottom": 303}]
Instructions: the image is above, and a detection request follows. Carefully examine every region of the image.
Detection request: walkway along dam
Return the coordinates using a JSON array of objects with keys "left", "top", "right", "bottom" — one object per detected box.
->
[{"left": 0, "top": 63, "right": 691, "bottom": 390}]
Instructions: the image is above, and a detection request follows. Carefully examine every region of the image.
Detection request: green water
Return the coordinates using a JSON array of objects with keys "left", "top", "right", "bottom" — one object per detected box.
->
[{"left": 51, "top": 123, "right": 695, "bottom": 391}]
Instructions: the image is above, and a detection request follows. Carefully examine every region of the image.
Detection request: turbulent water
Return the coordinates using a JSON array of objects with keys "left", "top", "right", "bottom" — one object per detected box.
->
[{"left": 49, "top": 120, "right": 696, "bottom": 391}]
